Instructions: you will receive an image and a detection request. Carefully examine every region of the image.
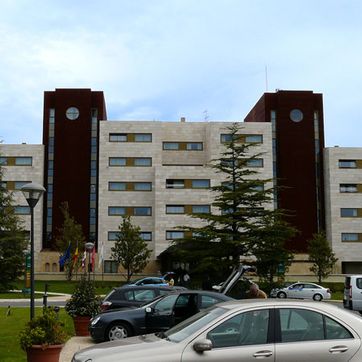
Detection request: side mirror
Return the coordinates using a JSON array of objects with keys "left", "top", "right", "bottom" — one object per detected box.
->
[
  {"left": 193, "top": 339, "right": 213, "bottom": 353},
  {"left": 145, "top": 307, "right": 152, "bottom": 313}
]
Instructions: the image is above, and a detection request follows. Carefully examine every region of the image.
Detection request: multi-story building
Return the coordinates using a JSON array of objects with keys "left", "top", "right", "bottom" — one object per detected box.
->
[
  {"left": 1, "top": 88, "right": 342, "bottom": 276},
  {"left": 325, "top": 147, "right": 362, "bottom": 273}
]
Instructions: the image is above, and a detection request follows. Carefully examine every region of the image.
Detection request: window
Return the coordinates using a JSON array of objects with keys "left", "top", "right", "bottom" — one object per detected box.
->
[
  {"left": 166, "top": 205, "right": 185, "bottom": 214},
  {"left": 207, "top": 309, "right": 269, "bottom": 347},
  {"left": 340, "top": 184, "right": 358, "bottom": 193},
  {"left": 166, "top": 179, "right": 185, "bottom": 189},
  {"left": 0, "top": 157, "right": 7, "bottom": 165},
  {"left": 140, "top": 232, "right": 152, "bottom": 241},
  {"left": 163, "top": 142, "right": 179, "bottom": 150},
  {"left": 339, "top": 160, "right": 357, "bottom": 168},
  {"left": 134, "top": 207, "right": 152, "bottom": 216},
  {"left": 220, "top": 134, "right": 233, "bottom": 143},
  {"left": 192, "top": 205, "right": 210, "bottom": 214},
  {"left": 247, "top": 159, "right": 263, "bottom": 167},
  {"left": 134, "top": 182, "right": 152, "bottom": 191},
  {"left": 109, "top": 133, "right": 127, "bottom": 142},
  {"left": 109, "top": 157, "right": 126, "bottom": 166},
  {"left": 186, "top": 142, "right": 203, "bottom": 150},
  {"left": 15, "top": 157, "right": 32, "bottom": 166},
  {"left": 342, "top": 233, "right": 359, "bottom": 242},
  {"left": 134, "top": 133, "right": 152, "bottom": 142},
  {"left": 14, "top": 181, "right": 30, "bottom": 190},
  {"left": 109, "top": 182, "right": 126, "bottom": 191},
  {"left": 245, "top": 135, "right": 263, "bottom": 143},
  {"left": 14, "top": 206, "right": 31, "bottom": 215},
  {"left": 104, "top": 260, "right": 118, "bottom": 273},
  {"left": 191, "top": 179, "right": 210, "bottom": 189},
  {"left": 108, "top": 231, "right": 119, "bottom": 241},
  {"left": 166, "top": 231, "right": 185, "bottom": 239},
  {"left": 134, "top": 158, "right": 152, "bottom": 166},
  {"left": 108, "top": 207, "right": 126, "bottom": 216},
  {"left": 341, "top": 208, "right": 358, "bottom": 217}
]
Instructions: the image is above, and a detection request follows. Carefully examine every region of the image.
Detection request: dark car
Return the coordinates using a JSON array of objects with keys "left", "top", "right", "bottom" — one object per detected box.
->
[
  {"left": 101, "top": 285, "right": 186, "bottom": 311},
  {"left": 90, "top": 290, "right": 233, "bottom": 342}
]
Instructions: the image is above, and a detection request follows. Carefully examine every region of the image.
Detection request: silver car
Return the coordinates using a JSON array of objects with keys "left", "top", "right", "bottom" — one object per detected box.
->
[
  {"left": 270, "top": 282, "right": 331, "bottom": 301},
  {"left": 72, "top": 299, "right": 362, "bottom": 362}
]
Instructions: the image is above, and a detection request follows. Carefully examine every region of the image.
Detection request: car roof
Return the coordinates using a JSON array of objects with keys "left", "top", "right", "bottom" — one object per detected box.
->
[{"left": 116, "top": 285, "right": 176, "bottom": 291}]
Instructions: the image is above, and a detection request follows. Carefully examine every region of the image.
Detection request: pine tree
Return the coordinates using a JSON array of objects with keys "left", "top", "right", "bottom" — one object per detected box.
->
[
  {"left": 172, "top": 123, "right": 277, "bottom": 274},
  {"left": 0, "top": 158, "right": 28, "bottom": 291},
  {"left": 55, "top": 202, "right": 85, "bottom": 280},
  {"left": 308, "top": 232, "right": 338, "bottom": 283},
  {"left": 111, "top": 216, "right": 152, "bottom": 282}
]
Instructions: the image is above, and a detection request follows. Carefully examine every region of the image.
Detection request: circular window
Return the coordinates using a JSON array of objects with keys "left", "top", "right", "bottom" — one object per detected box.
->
[
  {"left": 290, "top": 109, "right": 303, "bottom": 122},
  {"left": 65, "top": 107, "right": 80, "bottom": 120}
]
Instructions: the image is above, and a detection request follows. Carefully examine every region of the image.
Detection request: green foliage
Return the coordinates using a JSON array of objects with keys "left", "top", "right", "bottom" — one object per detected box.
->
[
  {"left": 64, "top": 276, "right": 101, "bottom": 317},
  {"left": 55, "top": 202, "right": 85, "bottom": 280},
  {"left": 19, "top": 307, "right": 67, "bottom": 350},
  {"left": 0, "top": 161, "right": 28, "bottom": 291},
  {"left": 308, "top": 231, "right": 338, "bottom": 283},
  {"left": 171, "top": 123, "right": 280, "bottom": 273},
  {"left": 250, "top": 212, "right": 296, "bottom": 286},
  {"left": 111, "top": 216, "right": 152, "bottom": 282}
]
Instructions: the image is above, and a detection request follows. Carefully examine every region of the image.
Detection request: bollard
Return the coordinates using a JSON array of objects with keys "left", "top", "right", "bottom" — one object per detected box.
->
[
  {"left": 6, "top": 305, "right": 11, "bottom": 316},
  {"left": 54, "top": 305, "right": 60, "bottom": 319},
  {"left": 43, "top": 283, "right": 48, "bottom": 309}
]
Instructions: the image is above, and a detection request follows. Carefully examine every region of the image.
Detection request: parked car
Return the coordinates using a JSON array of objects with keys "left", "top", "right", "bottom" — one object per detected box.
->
[
  {"left": 343, "top": 274, "right": 362, "bottom": 314},
  {"left": 270, "top": 282, "right": 331, "bottom": 301},
  {"left": 125, "top": 277, "right": 168, "bottom": 287},
  {"left": 101, "top": 285, "right": 186, "bottom": 311},
  {"left": 90, "top": 290, "right": 232, "bottom": 342},
  {"left": 73, "top": 299, "right": 362, "bottom": 362}
]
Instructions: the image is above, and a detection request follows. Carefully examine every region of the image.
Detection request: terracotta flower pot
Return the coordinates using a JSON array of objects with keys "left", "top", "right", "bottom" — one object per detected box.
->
[
  {"left": 26, "top": 344, "right": 63, "bottom": 362},
  {"left": 73, "top": 315, "right": 91, "bottom": 336}
]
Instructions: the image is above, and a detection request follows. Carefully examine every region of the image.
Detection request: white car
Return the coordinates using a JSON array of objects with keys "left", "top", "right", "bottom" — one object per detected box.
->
[
  {"left": 72, "top": 299, "right": 362, "bottom": 362},
  {"left": 271, "top": 282, "right": 331, "bottom": 301}
]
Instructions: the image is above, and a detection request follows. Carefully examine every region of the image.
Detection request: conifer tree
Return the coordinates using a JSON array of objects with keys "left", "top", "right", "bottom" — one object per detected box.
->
[
  {"left": 0, "top": 157, "right": 28, "bottom": 290},
  {"left": 111, "top": 216, "right": 152, "bottom": 282}
]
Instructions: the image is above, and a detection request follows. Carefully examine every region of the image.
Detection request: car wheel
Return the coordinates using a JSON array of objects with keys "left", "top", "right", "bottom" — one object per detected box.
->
[
  {"left": 277, "top": 291, "right": 287, "bottom": 299},
  {"left": 313, "top": 294, "right": 323, "bottom": 301},
  {"left": 107, "top": 322, "right": 132, "bottom": 341}
]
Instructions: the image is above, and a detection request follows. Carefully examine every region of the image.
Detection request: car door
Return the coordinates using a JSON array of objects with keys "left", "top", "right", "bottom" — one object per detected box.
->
[
  {"left": 145, "top": 294, "right": 178, "bottom": 333},
  {"left": 182, "top": 308, "right": 274, "bottom": 362},
  {"left": 301, "top": 283, "right": 316, "bottom": 299},
  {"left": 275, "top": 307, "right": 360, "bottom": 361},
  {"left": 287, "top": 284, "right": 303, "bottom": 299}
]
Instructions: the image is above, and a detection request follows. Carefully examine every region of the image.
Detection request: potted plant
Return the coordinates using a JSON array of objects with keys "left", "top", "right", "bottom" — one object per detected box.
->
[
  {"left": 65, "top": 276, "right": 101, "bottom": 336},
  {"left": 19, "top": 307, "right": 67, "bottom": 362}
]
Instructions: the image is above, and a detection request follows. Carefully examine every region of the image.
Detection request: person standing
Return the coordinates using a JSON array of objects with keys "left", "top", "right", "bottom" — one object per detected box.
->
[{"left": 247, "top": 283, "right": 267, "bottom": 299}]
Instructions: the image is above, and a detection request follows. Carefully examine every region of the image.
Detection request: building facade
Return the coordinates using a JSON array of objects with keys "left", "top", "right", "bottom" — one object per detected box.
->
[{"left": 2, "top": 88, "right": 351, "bottom": 276}]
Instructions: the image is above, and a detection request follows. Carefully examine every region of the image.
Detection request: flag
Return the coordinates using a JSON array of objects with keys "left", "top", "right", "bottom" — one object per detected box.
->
[
  {"left": 59, "top": 243, "right": 71, "bottom": 267},
  {"left": 98, "top": 241, "right": 104, "bottom": 269},
  {"left": 91, "top": 246, "right": 96, "bottom": 272},
  {"left": 81, "top": 251, "right": 87, "bottom": 269},
  {"left": 72, "top": 247, "right": 79, "bottom": 267}
]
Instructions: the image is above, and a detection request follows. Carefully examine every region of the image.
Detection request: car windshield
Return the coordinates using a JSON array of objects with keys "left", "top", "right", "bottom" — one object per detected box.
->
[{"left": 161, "top": 306, "right": 226, "bottom": 343}]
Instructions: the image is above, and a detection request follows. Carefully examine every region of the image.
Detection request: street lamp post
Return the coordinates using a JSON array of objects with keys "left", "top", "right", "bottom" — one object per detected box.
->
[
  {"left": 85, "top": 242, "right": 94, "bottom": 281},
  {"left": 21, "top": 182, "right": 45, "bottom": 320}
]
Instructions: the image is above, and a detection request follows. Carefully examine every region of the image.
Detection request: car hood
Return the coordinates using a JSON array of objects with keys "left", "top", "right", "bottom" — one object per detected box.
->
[{"left": 73, "top": 334, "right": 181, "bottom": 362}]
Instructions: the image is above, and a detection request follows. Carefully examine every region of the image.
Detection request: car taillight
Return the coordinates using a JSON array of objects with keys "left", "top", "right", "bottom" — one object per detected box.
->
[{"left": 101, "top": 301, "right": 112, "bottom": 311}]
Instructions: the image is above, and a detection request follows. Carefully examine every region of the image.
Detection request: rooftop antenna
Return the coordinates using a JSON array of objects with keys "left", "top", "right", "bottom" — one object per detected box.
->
[
  {"left": 203, "top": 110, "right": 209, "bottom": 121},
  {"left": 265, "top": 65, "right": 269, "bottom": 92}
]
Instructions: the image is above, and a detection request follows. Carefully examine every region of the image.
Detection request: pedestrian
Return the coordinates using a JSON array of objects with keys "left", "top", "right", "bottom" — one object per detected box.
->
[
  {"left": 183, "top": 272, "right": 190, "bottom": 287},
  {"left": 168, "top": 277, "right": 175, "bottom": 286},
  {"left": 247, "top": 283, "right": 267, "bottom": 299}
]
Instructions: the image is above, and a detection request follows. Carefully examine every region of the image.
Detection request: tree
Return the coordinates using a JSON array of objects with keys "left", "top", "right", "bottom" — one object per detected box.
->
[
  {"left": 111, "top": 216, "right": 152, "bottom": 282},
  {"left": 55, "top": 202, "right": 85, "bottom": 280},
  {"left": 0, "top": 158, "right": 28, "bottom": 291},
  {"left": 250, "top": 212, "right": 296, "bottom": 288},
  {"left": 308, "top": 231, "right": 338, "bottom": 283},
  {"left": 171, "top": 123, "right": 277, "bottom": 274}
]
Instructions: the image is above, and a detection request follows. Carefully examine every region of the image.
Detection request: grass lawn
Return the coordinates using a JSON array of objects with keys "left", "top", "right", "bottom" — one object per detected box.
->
[{"left": 0, "top": 307, "right": 74, "bottom": 362}]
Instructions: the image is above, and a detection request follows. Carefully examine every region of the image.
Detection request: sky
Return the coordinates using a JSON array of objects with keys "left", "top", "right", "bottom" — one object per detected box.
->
[{"left": 1, "top": 0, "right": 362, "bottom": 147}]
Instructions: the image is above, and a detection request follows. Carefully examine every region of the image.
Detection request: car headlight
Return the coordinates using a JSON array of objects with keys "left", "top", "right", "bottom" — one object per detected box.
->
[{"left": 91, "top": 316, "right": 101, "bottom": 326}]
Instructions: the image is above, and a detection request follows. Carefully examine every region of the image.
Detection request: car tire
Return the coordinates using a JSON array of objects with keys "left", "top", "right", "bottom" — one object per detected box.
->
[
  {"left": 277, "top": 291, "right": 287, "bottom": 299},
  {"left": 313, "top": 294, "right": 323, "bottom": 301},
  {"left": 107, "top": 322, "right": 132, "bottom": 341}
]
